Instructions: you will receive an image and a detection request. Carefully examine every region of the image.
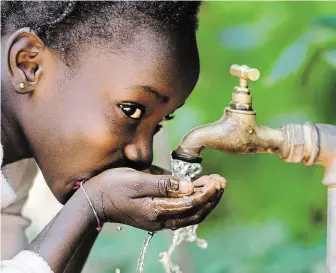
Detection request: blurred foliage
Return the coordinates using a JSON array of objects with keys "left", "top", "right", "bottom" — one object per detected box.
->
[
  {"left": 85, "top": 2, "right": 336, "bottom": 273},
  {"left": 167, "top": 1, "right": 335, "bottom": 272}
]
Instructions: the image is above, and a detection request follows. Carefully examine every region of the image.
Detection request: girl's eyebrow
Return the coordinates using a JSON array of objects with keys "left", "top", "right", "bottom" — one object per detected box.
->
[{"left": 135, "top": 85, "right": 169, "bottom": 103}]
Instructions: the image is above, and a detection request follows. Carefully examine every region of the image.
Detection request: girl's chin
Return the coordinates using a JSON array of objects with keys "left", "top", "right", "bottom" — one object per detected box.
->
[{"left": 52, "top": 183, "right": 77, "bottom": 205}]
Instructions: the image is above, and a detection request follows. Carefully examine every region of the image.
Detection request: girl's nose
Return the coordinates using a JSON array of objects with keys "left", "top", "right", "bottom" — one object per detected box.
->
[{"left": 123, "top": 141, "right": 153, "bottom": 170}]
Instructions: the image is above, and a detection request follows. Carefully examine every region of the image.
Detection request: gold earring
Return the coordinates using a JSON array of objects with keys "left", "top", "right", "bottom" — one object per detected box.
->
[{"left": 14, "top": 81, "right": 32, "bottom": 94}]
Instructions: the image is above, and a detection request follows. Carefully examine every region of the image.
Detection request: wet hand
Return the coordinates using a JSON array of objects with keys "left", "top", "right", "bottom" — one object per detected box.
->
[
  {"left": 162, "top": 174, "right": 226, "bottom": 230},
  {"left": 84, "top": 168, "right": 226, "bottom": 231}
]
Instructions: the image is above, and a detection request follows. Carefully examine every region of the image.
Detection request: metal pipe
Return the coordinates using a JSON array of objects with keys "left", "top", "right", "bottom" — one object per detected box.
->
[
  {"left": 327, "top": 188, "right": 336, "bottom": 273},
  {"left": 316, "top": 124, "right": 336, "bottom": 273}
]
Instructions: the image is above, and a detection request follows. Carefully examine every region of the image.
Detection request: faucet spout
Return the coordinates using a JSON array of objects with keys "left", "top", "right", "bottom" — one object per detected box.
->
[
  {"left": 172, "top": 64, "right": 293, "bottom": 163},
  {"left": 172, "top": 108, "right": 287, "bottom": 162}
]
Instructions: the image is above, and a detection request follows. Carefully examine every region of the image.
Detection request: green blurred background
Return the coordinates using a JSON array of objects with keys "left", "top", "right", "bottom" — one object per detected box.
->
[{"left": 85, "top": 2, "right": 336, "bottom": 272}]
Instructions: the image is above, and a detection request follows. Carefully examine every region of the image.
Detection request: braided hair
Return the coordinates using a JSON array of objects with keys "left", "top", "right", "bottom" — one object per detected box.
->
[{"left": 1, "top": 1, "right": 201, "bottom": 59}]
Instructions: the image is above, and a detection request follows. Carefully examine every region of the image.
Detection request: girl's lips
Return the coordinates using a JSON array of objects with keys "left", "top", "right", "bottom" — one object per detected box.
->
[
  {"left": 70, "top": 162, "right": 122, "bottom": 190},
  {"left": 57, "top": 161, "right": 122, "bottom": 204},
  {"left": 67, "top": 158, "right": 138, "bottom": 200},
  {"left": 71, "top": 177, "right": 89, "bottom": 190}
]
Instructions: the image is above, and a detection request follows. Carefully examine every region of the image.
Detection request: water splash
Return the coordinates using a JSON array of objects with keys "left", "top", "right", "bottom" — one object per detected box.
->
[
  {"left": 137, "top": 231, "right": 155, "bottom": 273},
  {"left": 170, "top": 159, "right": 203, "bottom": 181},
  {"left": 158, "top": 159, "right": 206, "bottom": 273}
]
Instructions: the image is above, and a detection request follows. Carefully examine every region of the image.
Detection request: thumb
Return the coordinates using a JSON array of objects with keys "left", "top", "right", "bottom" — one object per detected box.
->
[{"left": 136, "top": 174, "right": 194, "bottom": 198}]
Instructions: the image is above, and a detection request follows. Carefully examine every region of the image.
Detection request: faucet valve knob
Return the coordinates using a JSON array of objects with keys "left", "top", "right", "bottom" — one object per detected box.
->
[
  {"left": 230, "top": 64, "right": 260, "bottom": 82},
  {"left": 229, "top": 64, "right": 260, "bottom": 111}
]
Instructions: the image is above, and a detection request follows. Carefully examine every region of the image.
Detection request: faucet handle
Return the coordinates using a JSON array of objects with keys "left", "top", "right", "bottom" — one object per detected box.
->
[
  {"left": 230, "top": 64, "right": 260, "bottom": 82},
  {"left": 229, "top": 64, "right": 260, "bottom": 111}
]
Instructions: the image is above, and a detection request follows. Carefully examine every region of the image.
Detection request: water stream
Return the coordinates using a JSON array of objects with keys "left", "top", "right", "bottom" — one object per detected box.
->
[
  {"left": 158, "top": 159, "right": 206, "bottom": 273},
  {"left": 136, "top": 159, "right": 206, "bottom": 273},
  {"left": 137, "top": 232, "right": 155, "bottom": 273}
]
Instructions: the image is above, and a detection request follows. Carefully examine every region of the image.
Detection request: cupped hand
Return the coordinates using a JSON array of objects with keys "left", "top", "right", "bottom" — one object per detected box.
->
[{"left": 84, "top": 168, "right": 226, "bottom": 231}]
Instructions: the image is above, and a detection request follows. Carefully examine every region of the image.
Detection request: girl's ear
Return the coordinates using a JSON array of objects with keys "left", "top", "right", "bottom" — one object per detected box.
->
[{"left": 5, "top": 27, "right": 45, "bottom": 94}]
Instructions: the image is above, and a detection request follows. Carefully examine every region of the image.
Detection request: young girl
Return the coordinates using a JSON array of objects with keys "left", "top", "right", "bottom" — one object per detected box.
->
[{"left": 1, "top": 1, "right": 226, "bottom": 272}]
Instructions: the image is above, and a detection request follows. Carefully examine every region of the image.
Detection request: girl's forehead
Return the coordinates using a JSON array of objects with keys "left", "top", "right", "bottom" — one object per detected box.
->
[{"left": 71, "top": 36, "right": 199, "bottom": 99}]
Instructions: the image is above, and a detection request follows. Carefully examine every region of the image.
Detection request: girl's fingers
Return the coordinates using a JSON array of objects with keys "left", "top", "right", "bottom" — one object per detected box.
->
[
  {"left": 189, "top": 179, "right": 220, "bottom": 204},
  {"left": 133, "top": 175, "right": 194, "bottom": 198},
  {"left": 151, "top": 179, "right": 220, "bottom": 215},
  {"left": 193, "top": 174, "right": 226, "bottom": 189},
  {"left": 164, "top": 191, "right": 224, "bottom": 230},
  {"left": 209, "top": 174, "right": 227, "bottom": 189}
]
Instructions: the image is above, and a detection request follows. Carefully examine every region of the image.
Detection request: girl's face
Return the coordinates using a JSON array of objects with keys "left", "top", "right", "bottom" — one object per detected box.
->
[{"left": 17, "top": 29, "right": 200, "bottom": 203}]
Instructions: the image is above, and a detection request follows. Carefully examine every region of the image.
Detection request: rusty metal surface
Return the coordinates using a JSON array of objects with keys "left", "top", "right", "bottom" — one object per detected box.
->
[{"left": 174, "top": 108, "right": 286, "bottom": 160}]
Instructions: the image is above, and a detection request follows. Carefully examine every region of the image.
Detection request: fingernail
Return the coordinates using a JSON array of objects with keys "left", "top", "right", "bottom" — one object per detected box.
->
[
  {"left": 167, "top": 179, "right": 194, "bottom": 196},
  {"left": 179, "top": 180, "right": 193, "bottom": 194},
  {"left": 168, "top": 179, "right": 180, "bottom": 191}
]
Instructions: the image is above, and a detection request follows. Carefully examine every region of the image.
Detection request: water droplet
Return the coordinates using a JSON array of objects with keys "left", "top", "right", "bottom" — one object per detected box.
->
[
  {"left": 116, "top": 225, "right": 122, "bottom": 231},
  {"left": 137, "top": 232, "right": 155, "bottom": 273},
  {"left": 197, "top": 239, "right": 208, "bottom": 249},
  {"left": 156, "top": 159, "right": 207, "bottom": 273}
]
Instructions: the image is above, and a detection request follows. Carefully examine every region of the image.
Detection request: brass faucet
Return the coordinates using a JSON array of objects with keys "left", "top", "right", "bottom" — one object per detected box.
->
[
  {"left": 172, "top": 64, "right": 336, "bottom": 273},
  {"left": 173, "top": 64, "right": 316, "bottom": 166}
]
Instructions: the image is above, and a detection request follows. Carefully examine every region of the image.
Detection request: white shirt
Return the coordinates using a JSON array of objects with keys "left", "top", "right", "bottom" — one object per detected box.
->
[{"left": 0, "top": 144, "right": 54, "bottom": 273}]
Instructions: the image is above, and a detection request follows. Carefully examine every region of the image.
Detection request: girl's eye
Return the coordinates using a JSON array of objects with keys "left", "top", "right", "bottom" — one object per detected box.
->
[{"left": 118, "top": 103, "right": 146, "bottom": 120}]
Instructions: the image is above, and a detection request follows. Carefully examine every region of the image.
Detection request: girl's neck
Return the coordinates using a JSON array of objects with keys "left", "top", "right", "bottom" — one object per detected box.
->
[{"left": 1, "top": 90, "right": 33, "bottom": 166}]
